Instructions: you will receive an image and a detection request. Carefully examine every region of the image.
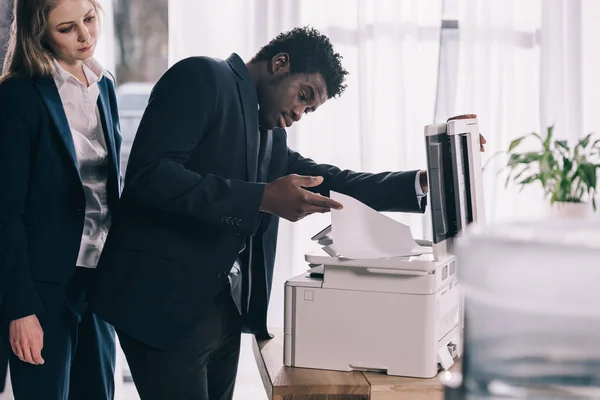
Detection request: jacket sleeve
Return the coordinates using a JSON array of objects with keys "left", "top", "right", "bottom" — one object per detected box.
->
[
  {"left": 286, "top": 148, "right": 426, "bottom": 213},
  {"left": 0, "top": 82, "right": 44, "bottom": 321},
  {"left": 123, "top": 57, "right": 265, "bottom": 235}
]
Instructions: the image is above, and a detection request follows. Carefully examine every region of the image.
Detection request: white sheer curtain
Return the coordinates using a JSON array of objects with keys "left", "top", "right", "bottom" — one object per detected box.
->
[
  {"left": 454, "top": 0, "right": 543, "bottom": 223},
  {"left": 581, "top": 0, "right": 600, "bottom": 141},
  {"left": 541, "top": 0, "right": 600, "bottom": 145},
  {"left": 455, "top": 0, "right": 600, "bottom": 223},
  {"left": 168, "top": 0, "right": 301, "bottom": 63},
  {"left": 96, "top": 0, "right": 116, "bottom": 75},
  {"left": 168, "top": 0, "right": 443, "bottom": 328}
]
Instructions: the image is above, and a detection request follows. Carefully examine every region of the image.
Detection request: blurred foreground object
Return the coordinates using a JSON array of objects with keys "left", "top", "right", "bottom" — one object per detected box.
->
[{"left": 453, "top": 219, "right": 600, "bottom": 399}]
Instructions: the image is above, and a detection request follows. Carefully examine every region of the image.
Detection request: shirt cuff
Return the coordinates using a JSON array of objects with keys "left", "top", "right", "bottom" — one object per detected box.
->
[{"left": 415, "top": 170, "right": 427, "bottom": 197}]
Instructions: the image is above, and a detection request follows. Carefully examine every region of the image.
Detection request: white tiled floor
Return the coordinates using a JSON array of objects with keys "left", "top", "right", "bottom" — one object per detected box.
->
[{"left": 0, "top": 334, "right": 267, "bottom": 400}]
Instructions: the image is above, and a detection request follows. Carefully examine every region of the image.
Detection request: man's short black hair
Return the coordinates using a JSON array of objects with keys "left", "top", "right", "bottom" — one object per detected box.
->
[{"left": 252, "top": 26, "right": 348, "bottom": 99}]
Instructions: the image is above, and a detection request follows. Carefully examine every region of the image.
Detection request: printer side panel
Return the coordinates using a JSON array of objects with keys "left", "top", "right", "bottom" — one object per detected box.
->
[{"left": 284, "top": 283, "right": 294, "bottom": 366}]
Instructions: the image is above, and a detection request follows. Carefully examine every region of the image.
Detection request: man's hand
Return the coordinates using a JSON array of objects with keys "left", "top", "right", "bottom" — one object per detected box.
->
[
  {"left": 9, "top": 315, "right": 45, "bottom": 365},
  {"left": 260, "top": 174, "right": 343, "bottom": 222},
  {"left": 447, "top": 114, "right": 487, "bottom": 152}
]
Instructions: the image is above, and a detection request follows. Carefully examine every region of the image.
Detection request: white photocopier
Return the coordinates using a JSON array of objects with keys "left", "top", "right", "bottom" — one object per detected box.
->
[{"left": 283, "top": 118, "right": 485, "bottom": 378}]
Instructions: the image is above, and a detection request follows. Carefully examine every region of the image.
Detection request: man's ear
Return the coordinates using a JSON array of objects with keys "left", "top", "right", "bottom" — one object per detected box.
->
[{"left": 271, "top": 53, "right": 291, "bottom": 75}]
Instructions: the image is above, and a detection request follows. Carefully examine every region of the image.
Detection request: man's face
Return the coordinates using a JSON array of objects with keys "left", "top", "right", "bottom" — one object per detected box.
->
[{"left": 256, "top": 54, "right": 328, "bottom": 130}]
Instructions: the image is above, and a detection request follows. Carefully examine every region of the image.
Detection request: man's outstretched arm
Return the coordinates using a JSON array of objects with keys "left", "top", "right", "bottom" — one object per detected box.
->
[{"left": 285, "top": 149, "right": 425, "bottom": 213}]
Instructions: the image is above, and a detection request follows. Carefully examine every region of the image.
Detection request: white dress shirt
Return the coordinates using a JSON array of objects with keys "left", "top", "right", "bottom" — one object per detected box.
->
[
  {"left": 53, "top": 59, "right": 111, "bottom": 269},
  {"left": 415, "top": 170, "right": 426, "bottom": 205}
]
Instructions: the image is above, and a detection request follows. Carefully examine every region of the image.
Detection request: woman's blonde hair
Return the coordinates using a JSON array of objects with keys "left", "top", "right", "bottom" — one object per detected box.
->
[{"left": 1, "top": 0, "right": 102, "bottom": 82}]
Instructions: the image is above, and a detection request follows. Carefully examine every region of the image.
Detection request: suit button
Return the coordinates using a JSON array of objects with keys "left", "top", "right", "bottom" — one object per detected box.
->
[{"left": 235, "top": 232, "right": 242, "bottom": 237}]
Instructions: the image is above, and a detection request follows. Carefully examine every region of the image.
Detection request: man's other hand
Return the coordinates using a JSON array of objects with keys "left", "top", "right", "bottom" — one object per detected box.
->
[
  {"left": 9, "top": 314, "right": 45, "bottom": 365},
  {"left": 260, "top": 174, "right": 343, "bottom": 222},
  {"left": 447, "top": 114, "right": 486, "bottom": 152}
]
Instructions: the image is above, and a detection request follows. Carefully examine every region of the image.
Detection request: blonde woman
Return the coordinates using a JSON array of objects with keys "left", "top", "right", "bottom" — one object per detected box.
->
[{"left": 0, "top": 0, "right": 121, "bottom": 398}]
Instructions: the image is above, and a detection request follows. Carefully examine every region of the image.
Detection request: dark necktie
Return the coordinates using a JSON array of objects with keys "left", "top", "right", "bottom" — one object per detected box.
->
[{"left": 257, "top": 129, "right": 273, "bottom": 183}]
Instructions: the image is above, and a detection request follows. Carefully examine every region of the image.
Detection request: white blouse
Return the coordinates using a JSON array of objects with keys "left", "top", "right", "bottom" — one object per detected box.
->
[{"left": 53, "top": 59, "right": 111, "bottom": 269}]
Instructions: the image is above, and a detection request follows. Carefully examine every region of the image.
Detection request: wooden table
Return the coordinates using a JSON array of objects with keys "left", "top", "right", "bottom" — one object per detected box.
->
[{"left": 252, "top": 328, "right": 459, "bottom": 400}]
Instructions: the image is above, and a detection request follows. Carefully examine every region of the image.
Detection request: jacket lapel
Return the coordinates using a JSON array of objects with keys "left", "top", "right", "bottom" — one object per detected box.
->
[
  {"left": 33, "top": 77, "right": 80, "bottom": 178},
  {"left": 227, "top": 53, "right": 260, "bottom": 183},
  {"left": 97, "top": 77, "right": 119, "bottom": 183}
]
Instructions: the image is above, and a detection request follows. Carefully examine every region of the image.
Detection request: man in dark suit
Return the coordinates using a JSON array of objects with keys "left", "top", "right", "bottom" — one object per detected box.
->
[{"left": 92, "top": 27, "right": 475, "bottom": 400}]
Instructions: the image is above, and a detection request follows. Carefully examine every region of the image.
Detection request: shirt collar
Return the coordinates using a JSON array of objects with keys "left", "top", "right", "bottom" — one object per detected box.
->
[{"left": 52, "top": 58, "right": 106, "bottom": 90}]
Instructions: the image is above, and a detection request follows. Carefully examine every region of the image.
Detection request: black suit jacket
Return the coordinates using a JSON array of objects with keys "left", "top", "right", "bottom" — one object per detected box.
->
[
  {"left": 91, "top": 54, "right": 425, "bottom": 350},
  {"left": 0, "top": 74, "right": 121, "bottom": 323}
]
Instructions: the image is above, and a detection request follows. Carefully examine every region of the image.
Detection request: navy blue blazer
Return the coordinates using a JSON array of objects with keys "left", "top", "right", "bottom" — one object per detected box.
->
[
  {"left": 0, "top": 73, "right": 122, "bottom": 323},
  {"left": 91, "top": 54, "right": 426, "bottom": 350}
]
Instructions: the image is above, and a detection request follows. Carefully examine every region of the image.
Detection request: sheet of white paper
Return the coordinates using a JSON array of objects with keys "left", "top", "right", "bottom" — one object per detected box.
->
[{"left": 330, "top": 191, "right": 430, "bottom": 259}]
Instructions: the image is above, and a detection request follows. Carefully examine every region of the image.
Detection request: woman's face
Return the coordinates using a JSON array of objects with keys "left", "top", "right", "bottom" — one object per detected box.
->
[{"left": 46, "top": 0, "right": 98, "bottom": 64}]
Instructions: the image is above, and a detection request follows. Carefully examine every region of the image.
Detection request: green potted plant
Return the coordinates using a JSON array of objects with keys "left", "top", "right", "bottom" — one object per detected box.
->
[{"left": 501, "top": 126, "right": 600, "bottom": 218}]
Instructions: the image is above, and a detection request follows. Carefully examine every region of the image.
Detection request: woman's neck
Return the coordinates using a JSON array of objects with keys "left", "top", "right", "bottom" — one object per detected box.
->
[{"left": 56, "top": 58, "right": 89, "bottom": 86}]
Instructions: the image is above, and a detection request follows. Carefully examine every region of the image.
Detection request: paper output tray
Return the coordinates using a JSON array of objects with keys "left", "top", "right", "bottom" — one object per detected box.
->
[{"left": 305, "top": 250, "right": 450, "bottom": 273}]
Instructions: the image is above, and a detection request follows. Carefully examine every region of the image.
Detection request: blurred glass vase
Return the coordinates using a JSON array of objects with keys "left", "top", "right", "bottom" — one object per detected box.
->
[{"left": 456, "top": 220, "right": 600, "bottom": 399}]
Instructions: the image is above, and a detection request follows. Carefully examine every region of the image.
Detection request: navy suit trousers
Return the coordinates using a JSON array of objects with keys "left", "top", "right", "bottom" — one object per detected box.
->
[{"left": 3, "top": 268, "right": 115, "bottom": 400}]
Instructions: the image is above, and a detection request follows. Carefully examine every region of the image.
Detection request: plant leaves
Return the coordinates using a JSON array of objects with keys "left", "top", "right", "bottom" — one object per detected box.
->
[
  {"left": 513, "top": 167, "right": 531, "bottom": 182},
  {"left": 555, "top": 140, "right": 569, "bottom": 152},
  {"left": 562, "top": 157, "right": 573, "bottom": 174},
  {"left": 519, "top": 175, "right": 537, "bottom": 185},
  {"left": 506, "top": 153, "right": 522, "bottom": 168},
  {"left": 500, "top": 128, "right": 599, "bottom": 206},
  {"left": 508, "top": 136, "right": 526, "bottom": 152},
  {"left": 544, "top": 126, "right": 554, "bottom": 150},
  {"left": 522, "top": 152, "right": 543, "bottom": 164},
  {"left": 506, "top": 152, "right": 541, "bottom": 167},
  {"left": 578, "top": 133, "right": 593, "bottom": 150},
  {"left": 579, "top": 162, "right": 597, "bottom": 190}
]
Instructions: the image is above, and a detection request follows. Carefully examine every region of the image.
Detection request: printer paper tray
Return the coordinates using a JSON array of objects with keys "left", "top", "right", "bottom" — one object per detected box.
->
[{"left": 305, "top": 250, "right": 453, "bottom": 273}]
